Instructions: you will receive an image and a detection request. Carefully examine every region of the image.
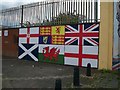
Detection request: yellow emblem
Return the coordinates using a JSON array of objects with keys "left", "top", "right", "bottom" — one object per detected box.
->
[
  {"left": 52, "top": 26, "right": 65, "bottom": 35},
  {"left": 43, "top": 36, "right": 48, "bottom": 44}
]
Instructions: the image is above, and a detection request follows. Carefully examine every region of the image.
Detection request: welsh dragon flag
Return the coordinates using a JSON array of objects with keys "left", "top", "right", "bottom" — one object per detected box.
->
[{"left": 38, "top": 45, "right": 64, "bottom": 64}]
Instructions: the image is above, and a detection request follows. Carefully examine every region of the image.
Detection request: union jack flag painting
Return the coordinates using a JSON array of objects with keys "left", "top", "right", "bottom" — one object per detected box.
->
[{"left": 64, "top": 24, "right": 99, "bottom": 68}]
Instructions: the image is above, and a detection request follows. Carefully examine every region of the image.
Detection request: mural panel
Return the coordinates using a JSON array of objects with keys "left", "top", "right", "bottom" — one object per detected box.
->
[
  {"left": 18, "top": 24, "right": 99, "bottom": 68},
  {"left": 113, "top": 2, "right": 120, "bottom": 70}
]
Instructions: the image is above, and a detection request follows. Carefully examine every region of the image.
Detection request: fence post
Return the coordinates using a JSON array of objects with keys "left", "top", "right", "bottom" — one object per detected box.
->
[
  {"left": 21, "top": 5, "right": 24, "bottom": 27},
  {"left": 94, "top": 0, "right": 98, "bottom": 22},
  {"left": 55, "top": 78, "right": 62, "bottom": 90},
  {"left": 86, "top": 63, "right": 91, "bottom": 76},
  {"left": 73, "top": 66, "right": 80, "bottom": 86}
]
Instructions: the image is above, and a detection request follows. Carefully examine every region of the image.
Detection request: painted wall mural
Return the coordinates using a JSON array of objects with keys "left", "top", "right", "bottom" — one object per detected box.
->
[
  {"left": 18, "top": 23, "right": 99, "bottom": 68},
  {"left": 113, "top": 1, "right": 120, "bottom": 70}
]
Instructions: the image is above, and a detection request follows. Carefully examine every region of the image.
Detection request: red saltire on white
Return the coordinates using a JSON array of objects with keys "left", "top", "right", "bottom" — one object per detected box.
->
[
  {"left": 65, "top": 24, "right": 99, "bottom": 68},
  {"left": 19, "top": 27, "right": 39, "bottom": 44}
]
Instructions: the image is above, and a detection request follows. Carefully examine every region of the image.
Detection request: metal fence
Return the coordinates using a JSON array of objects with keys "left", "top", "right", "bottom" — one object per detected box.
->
[{"left": 0, "top": 0, "right": 100, "bottom": 29}]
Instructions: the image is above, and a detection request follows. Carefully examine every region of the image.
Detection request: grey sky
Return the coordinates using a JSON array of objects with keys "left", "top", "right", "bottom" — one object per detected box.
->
[
  {"left": 0, "top": 0, "right": 45, "bottom": 10},
  {"left": 0, "top": 0, "right": 117, "bottom": 10}
]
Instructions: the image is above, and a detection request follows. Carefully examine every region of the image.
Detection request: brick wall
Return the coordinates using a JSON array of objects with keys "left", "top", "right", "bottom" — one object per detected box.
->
[{"left": 2, "top": 29, "right": 18, "bottom": 58}]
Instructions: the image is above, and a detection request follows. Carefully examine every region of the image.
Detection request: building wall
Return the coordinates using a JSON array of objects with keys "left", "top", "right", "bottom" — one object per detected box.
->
[
  {"left": 2, "top": 29, "right": 19, "bottom": 58},
  {"left": 1, "top": 1, "right": 115, "bottom": 70}
]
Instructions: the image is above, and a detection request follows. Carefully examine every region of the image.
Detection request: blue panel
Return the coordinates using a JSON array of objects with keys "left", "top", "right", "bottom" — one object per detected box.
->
[
  {"left": 18, "top": 44, "right": 38, "bottom": 61},
  {"left": 65, "top": 24, "right": 79, "bottom": 32},
  {"left": 84, "top": 24, "right": 99, "bottom": 32},
  {"left": 39, "top": 36, "right": 51, "bottom": 44}
]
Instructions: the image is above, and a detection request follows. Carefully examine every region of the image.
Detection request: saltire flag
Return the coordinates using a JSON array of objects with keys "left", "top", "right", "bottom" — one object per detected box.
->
[
  {"left": 19, "top": 27, "right": 39, "bottom": 44},
  {"left": 52, "top": 35, "right": 64, "bottom": 45},
  {"left": 38, "top": 44, "right": 64, "bottom": 64},
  {"left": 18, "top": 43, "right": 38, "bottom": 61},
  {"left": 40, "top": 26, "right": 51, "bottom": 35},
  {"left": 39, "top": 36, "right": 52, "bottom": 44},
  {"left": 65, "top": 24, "right": 99, "bottom": 68}
]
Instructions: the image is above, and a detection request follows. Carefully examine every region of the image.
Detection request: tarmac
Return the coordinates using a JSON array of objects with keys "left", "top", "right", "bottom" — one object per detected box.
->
[
  {"left": 1, "top": 57, "right": 119, "bottom": 89},
  {"left": 2, "top": 57, "right": 77, "bottom": 89}
]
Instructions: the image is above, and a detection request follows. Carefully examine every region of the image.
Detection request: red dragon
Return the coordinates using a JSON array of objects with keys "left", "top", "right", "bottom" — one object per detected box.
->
[{"left": 42, "top": 46, "right": 60, "bottom": 61}]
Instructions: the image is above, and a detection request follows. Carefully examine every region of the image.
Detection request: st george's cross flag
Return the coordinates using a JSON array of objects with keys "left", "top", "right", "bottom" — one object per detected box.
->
[
  {"left": 18, "top": 43, "right": 38, "bottom": 61},
  {"left": 64, "top": 24, "right": 99, "bottom": 68},
  {"left": 19, "top": 27, "right": 39, "bottom": 44}
]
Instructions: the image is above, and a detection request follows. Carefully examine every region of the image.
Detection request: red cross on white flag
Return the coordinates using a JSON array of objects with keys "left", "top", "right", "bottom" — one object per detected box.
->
[{"left": 19, "top": 27, "right": 39, "bottom": 44}]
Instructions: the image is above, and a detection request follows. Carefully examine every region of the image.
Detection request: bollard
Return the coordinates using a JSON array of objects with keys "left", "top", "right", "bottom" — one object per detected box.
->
[
  {"left": 73, "top": 66, "right": 80, "bottom": 86},
  {"left": 86, "top": 63, "right": 91, "bottom": 76},
  {"left": 55, "top": 78, "right": 61, "bottom": 90}
]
